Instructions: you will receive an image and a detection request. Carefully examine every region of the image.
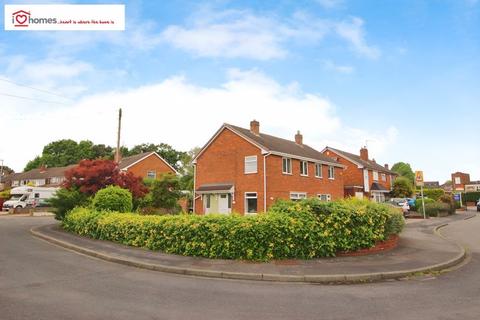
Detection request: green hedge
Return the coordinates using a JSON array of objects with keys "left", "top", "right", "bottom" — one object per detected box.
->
[
  {"left": 62, "top": 198, "right": 404, "bottom": 261},
  {"left": 462, "top": 192, "right": 480, "bottom": 203},
  {"left": 423, "top": 202, "right": 453, "bottom": 217}
]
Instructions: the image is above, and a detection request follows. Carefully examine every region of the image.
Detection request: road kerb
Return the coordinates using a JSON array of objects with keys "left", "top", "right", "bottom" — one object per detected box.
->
[{"left": 30, "top": 224, "right": 467, "bottom": 284}]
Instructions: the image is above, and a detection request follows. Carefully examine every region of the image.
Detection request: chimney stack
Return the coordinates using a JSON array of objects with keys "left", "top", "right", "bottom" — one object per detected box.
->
[
  {"left": 295, "top": 130, "right": 303, "bottom": 145},
  {"left": 384, "top": 164, "right": 389, "bottom": 170},
  {"left": 39, "top": 165, "right": 47, "bottom": 173},
  {"left": 250, "top": 120, "right": 260, "bottom": 136},
  {"left": 360, "top": 147, "right": 369, "bottom": 161}
]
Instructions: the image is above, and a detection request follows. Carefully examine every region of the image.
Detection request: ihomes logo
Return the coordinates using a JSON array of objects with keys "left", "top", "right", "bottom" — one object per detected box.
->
[{"left": 12, "top": 10, "right": 30, "bottom": 27}]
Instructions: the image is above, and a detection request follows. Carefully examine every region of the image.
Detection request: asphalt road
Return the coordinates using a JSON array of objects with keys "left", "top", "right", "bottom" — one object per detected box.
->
[{"left": 1, "top": 214, "right": 479, "bottom": 320}]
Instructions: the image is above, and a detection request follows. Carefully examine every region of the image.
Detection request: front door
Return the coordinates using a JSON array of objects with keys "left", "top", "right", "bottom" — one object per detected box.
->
[{"left": 218, "top": 194, "right": 229, "bottom": 214}]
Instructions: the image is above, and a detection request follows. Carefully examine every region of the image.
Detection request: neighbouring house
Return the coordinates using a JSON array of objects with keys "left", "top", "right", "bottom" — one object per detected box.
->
[
  {"left": 193, "top": 120, "right": 345, "bottom": 215},
  {"left": 423, "top": 181, "right": 440, "bottom": 189},
  {"left": 321, "top": 146, "right": 398, "bottom": 203},
  {"left": 440, "top": 181, "right": 453, "bottom": 193},
  {"left": 451, "top": 172, "right": 470, "bottom": 192},
  {"left": 118, "top": 151, "right": 178, "bottom": 179},
  {"left": 465, "top": 181, "right": 480, "bottom": 192},
  {"left": 9, "top": 165, "right": 77, "bottom": 187},
  {"left": 7, "top": 151, "right": 177, "bottom": 188}
]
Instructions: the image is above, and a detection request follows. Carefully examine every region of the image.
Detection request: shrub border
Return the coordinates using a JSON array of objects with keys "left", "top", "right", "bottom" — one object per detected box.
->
[{"left": 30, "top": 222, "right": 467, "bottom": 284}]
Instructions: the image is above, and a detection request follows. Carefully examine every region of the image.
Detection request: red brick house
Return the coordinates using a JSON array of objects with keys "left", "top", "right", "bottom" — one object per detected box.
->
[
  {"left": 322, "top": 147, "right": 397, "bottom": 202},
  {"left": 193, "top": 120, "right": 345, "bottom": 215},
  {"left": 119, "top": 151, "right": 178, "bottom": 179},
  {"left": 451, "top": 172, "right": 470, "bottom": 192}
]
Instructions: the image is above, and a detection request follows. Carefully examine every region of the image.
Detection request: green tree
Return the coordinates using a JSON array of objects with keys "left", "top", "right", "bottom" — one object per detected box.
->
[
  {"left": 24, "top": 139, "right": 115, "bottom": 171},
  {"left": 177, "top": 147, "right": 200, "bottom": 191},
  {"left": 0, "top": 165, "right": 14, "bottom": 175},
  {"left": 392, "top": 176, "right": 414, "bottom": 197},
  {"left": 150, "top": 173, "right": 182, "bottom": 212},
  {"left": 391, "top": 162, "right": 415, "bottom": 184}
]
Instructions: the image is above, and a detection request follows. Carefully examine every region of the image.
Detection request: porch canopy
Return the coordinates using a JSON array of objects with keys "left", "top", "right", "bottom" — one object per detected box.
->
[
  {"left": 196, "top": 183, "right": 234, "bottom": 194},
  {"left": 370, "top": 182, "right": 390, "bottom": 193}
]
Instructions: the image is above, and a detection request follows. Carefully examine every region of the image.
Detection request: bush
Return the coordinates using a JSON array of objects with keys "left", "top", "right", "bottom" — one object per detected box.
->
[
  {"left": 63, "top": 198, "right": 402, "bottom": 261},
  {"left": 92, "top": 186, "right": 133, "bottom": 213},
  {"left": 421, "top": 188, "right": 444, "bottom": 201},
  {"left": 423, "top": 202, "right": 451, "bottom": 217},
  {"left": 414, "top": 197, "right": 435, "bottom": 211},
  {"left": 47, "top": 188, "right": 91, "bottom": 220},
  {"left": 384, "top": 210, "right": 405, "bottom": 237}
]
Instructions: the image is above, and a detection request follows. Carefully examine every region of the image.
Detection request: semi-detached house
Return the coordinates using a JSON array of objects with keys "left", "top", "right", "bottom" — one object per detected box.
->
[
  {"left": 193, "top": 120, "right": 345, "bottom": 215},
  {"left": 322, "top": 147, "right": 398, "bottom": 202}
]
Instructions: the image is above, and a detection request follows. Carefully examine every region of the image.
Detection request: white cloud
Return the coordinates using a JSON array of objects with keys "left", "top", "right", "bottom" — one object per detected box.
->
[
  {"left": 0, "top": 69, "right": 397, "bottom": 172},
  {"left": 323, "top": 60, "right": 354, "bottom": 74},
  {"left": 160, "top": 9, "right": 380, "bottom": 60},
  {"left": 335, "top": 17, "right": 381, "bottom": 59}
]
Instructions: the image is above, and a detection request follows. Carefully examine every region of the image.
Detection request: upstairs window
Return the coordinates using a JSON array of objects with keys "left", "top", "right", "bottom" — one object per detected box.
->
[
  {"left": 328, "top": 166, "right": 335, "bottom": 179},
  {"left": 282, "top": 157, "right": 292, "bottom": 174},
  {"left": 244, "top": 156, "right": 258, "bottom": 174},
  {"left": 315, "top": 163, "right": 323, "bottom": 178},
  {"left": 373, "top": 171, "right": 379, "bottom": 181},
  {"left": 381, "top": 173, "right": 386, "bottom": 181},
  {"left": 300, "top": 161, "right": 308, "bottom": 176}
]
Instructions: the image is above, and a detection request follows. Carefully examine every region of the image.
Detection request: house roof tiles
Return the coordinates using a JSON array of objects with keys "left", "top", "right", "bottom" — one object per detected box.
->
[
  {"left": 225, "top": 124, "right": 341, "bottom": 166},
  {"left": 325, "top": 147, "right": 397, "bottom": 175}
]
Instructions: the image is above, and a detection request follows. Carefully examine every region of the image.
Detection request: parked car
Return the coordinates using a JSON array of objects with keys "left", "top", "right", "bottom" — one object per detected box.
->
[{"left": 477, "top": 199, "right": 480, "bottom": 212}]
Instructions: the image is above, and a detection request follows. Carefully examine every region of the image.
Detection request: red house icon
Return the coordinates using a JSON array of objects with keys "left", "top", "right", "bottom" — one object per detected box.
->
[{"left": 12, "top": 10, "right": 30, "bottom": 27}]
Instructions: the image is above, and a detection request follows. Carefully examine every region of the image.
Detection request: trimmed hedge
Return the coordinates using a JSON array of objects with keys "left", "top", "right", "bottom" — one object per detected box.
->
[
  {"left": 92, "top": 186, "right": 133, "bottom": 213},
  {"left": 62, "top": 198, "right": 403, "bottom": 261},
  {"left": 462, "top": 192, "right": 480, "bottom": 203},
  {"left": 423, "top": 202, "right": 453, "bottom": 217}
]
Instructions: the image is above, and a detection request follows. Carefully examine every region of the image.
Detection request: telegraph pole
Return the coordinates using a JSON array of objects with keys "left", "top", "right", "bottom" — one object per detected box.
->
[{"left": 115, "top": 108, "right": 122, "bottom": 163}]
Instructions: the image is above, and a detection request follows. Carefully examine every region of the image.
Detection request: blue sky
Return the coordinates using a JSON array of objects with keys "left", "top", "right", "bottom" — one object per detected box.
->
[{"left": 1, "top": 0, "right": 479, "bottom": 182}]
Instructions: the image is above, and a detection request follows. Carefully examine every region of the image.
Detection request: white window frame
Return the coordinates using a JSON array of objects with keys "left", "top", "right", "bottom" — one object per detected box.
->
[
  {"left": 244, "top": 155, "right": 258, "bottom": 174},
  {"left": 245, "top": 192, "right": 258, "bottom": 214},
  {"left": 290, "top": 192, "right": 307, "bottom": 201},
  {"left": 317, "top": 194, "right": 331, "bottom": 202},
  {"left": 381, "top": 173, "right": 386, "bottom": 181},
  {"left": 328, "top": 166, "right": 335, "bottom": 180},
  {"left": 147, "top": 170, "right": 156, "bottom": 179},
  {"left": 373, "top": 171, "right": 379, "bottom": 181},
  {"left": 300, "top": 161, "right": 308, "bottom": 176},
  {"left": 315, "top": 163, "right": 323, "bottom": 178},
  {"left": 454, "top": 177, "right": 461, "bottom": 184},
  {"left": 282, "top": 157, "right": 292, "bottom": 175}
]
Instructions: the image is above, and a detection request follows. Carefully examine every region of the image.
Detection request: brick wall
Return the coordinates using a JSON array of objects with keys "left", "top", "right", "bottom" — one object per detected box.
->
[
  {"left": 127, "top": 153, "right": 176, "bottom": 179},
  {"left": 265, "top": 156, "right": 344, "bottom": 208}
]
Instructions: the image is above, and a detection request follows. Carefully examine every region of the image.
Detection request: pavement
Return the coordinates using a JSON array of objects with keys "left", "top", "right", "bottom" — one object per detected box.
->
[
  {"left": 2, "top": 213, "right": 480, "bottom": 320},
  {"left": 30, "top": 213, "right": 470, "bottom": 283}
]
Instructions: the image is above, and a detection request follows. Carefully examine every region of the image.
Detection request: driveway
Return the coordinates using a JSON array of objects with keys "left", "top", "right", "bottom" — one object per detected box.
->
[{"left": 1, "top": 214, "right": 479, "bottom": 320}]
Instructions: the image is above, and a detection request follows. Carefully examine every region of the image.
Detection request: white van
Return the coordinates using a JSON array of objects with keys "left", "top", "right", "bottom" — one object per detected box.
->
[{"left": 2, "top": 186, "right": 59, "bottom": 211}]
